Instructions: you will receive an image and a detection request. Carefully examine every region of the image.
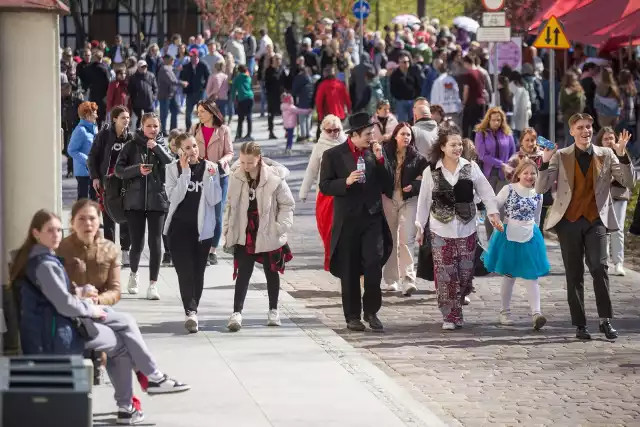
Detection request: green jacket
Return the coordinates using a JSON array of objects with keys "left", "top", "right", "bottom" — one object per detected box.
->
[{"left": 231, "top": 73, "right": 254, "bottom": 102}]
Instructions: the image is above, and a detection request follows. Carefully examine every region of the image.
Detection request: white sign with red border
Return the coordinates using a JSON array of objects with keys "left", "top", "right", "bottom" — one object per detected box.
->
[{"left": 482, "top": 0, "right": 505, "bottom": 11}]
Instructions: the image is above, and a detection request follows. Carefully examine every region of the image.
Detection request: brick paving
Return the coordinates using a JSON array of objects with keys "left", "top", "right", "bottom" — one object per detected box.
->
[{"left": 267, "top": 133, "right": 640, "bottom": 427}]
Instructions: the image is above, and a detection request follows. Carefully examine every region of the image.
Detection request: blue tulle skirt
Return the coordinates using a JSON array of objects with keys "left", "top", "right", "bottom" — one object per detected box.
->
[{"left": 481, "top": 224, "right": 550, "bottom": 280}]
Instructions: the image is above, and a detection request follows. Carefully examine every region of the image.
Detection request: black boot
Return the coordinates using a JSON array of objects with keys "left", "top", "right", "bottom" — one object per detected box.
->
[
  {"left": 599, "top": 320, "right": 618, "bottom": 340},
  {"left": 576, "top": 326, "right": 591, "bottom": 340}
]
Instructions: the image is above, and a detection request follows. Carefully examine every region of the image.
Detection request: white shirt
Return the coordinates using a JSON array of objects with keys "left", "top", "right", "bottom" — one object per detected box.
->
[
  {"left": 430, "top": 73, "right": 462, "bottom": 114},
  {"left": 257, "top": 34, "right": 274, "bottom": 59},
  {"left": 416, "top": 158, "right": 498, "bottom": 239},
  {"left": 495, "top": 183, "right": 542, "bottom": 243},
  {"left": 114, "top": 46, "right": 123, "bottom": 63}
]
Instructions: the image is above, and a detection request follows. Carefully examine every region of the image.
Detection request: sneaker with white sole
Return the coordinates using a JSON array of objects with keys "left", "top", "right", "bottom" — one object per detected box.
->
[
  {"left": 121, "top": 250, "right": 130, "bottom": 268},
  {"left": 499, "top": 311, "right": 515, "bottom": 325},
  {"left": 533, "top": 313, "right": 547, "bottom": 331},
  {"left": 116, "top": 406, "right": 144, "bottom": 425},
  {"left": 146, "top": 374, "right": 191, "bottom": 395},
  {"left": 184, "top": 312, "right": 198, "bottom": 333},
  {"left": 442, "top": 321, "right": 456, "bottom": 330},
  {"left": 128, "top": 272, "right": 139, "bottom": 295},
  {"left": 403, "top": 280, "right": 417, "bottom": 296},
  {"left": 228, "top": 312, "right": 242, "bottom": 332},
  {"left": 267, "top": 309, "right": 281, "bottom": 326},
  {"left": 384, "top": 282, "right": 398, "bottom": 292},
  {"left": 614, "top": 263, "right": 625, "bottom": 276},
  {"left": 146, "top": 283, "right": 160, "bottom": 300},
  {"left": 463, "top": 295, "right": 471, "bottom": 305}
]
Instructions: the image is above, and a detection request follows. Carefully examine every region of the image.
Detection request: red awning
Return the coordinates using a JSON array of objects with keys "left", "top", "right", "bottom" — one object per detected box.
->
[
  {"left": 528, "top": 0, "right": 595, "bottom": 31},
  {"left": 581, "top": 8, "right": 640, "bottom": 46}
]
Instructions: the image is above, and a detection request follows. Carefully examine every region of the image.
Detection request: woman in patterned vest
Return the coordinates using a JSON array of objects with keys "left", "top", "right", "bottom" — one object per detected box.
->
[{"left": 415, "top": 124, "right": 501, "bottom": 330}]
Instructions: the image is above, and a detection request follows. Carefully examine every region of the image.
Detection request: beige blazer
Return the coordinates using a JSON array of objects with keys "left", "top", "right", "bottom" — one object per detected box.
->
[{"left": 535, "top": 144, "right": 635, "bottom": 231}]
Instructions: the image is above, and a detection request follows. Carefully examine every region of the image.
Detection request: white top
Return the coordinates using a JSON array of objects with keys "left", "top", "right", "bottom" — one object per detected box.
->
[
  {"left": 416, "top": 158, "right": 498, "bottom": 239},
  {"left": 495, "top": 183, "right": 542, "bottom": 243},
  {"left": 430, "top": 73, "right": 462, "bottom": 114}
]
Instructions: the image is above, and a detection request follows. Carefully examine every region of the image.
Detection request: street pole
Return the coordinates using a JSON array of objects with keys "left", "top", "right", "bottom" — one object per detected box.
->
[
  {"left": 549, "top": 49, "right": 556, "bottom": 142},
  {"left": 359, "top": 0, "right": 364, "bottom": 57},
  {"left": 493, "top": 42, "right": 499, "bottom": 107}
]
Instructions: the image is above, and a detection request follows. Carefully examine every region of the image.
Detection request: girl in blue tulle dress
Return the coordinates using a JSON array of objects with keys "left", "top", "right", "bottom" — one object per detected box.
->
[{"left": 482, "top": 158, "right": 550, "bottom": 330}]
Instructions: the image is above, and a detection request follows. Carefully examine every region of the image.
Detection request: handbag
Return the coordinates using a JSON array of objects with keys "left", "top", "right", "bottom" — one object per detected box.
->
[{"left": 73, "top": 317, "right": 99, "bottom": 340}]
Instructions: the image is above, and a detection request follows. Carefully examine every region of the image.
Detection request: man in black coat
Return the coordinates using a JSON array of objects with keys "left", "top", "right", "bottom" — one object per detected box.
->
[{"left": 319, "top": 112, "right": 394, "bottom": 332}]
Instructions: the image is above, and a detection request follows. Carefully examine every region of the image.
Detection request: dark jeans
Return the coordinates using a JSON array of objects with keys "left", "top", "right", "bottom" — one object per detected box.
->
[
  {"left": 337, "top": 213, "right": 384, "bottom": 322},
  {"left": 159, "top": 97, "right": 179, "bottom": 133},
  {"left": 462, "top": 104, "right": 485, "bottom": 139},
  {"left": 103, "top": 211, "right": 131, "bottom": 251},
  {"left": 233, "top": 246, "right": 280, "bottom": 313},
  {"left": 124, "top": 210, "right": 165, "bottom": 282},
  {"left": 133, "top": 107, "right": 154, "bottom": 127},
  {"left": 168, "top": 220, "right": 212, "bottom": 314},
  {"left": 212, "top": 175, "right": 228, "bottom": 249},
  {"left": 236, "top": 99, "right": 254, "bottom": 138},
  {"left": 285, "top": 128, "right": 294, "bottom": 149},
  {"left": 185, "top": 92, "right": 203, "bottom": 130},
  {"left": 76, "top": 176, "right": 97, "bottom": 201},
  {"left": 555, "top": 217, "right": 613, "bottom": 326}
]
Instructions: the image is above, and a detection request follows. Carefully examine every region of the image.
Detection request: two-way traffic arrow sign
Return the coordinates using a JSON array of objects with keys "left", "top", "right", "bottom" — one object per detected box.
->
[{"left": 533, "top": 15, "right": 570, "bottom": 50}]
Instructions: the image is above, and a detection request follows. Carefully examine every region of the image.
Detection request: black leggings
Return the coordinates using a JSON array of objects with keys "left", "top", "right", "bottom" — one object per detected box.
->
[
  {"left": 168, "top": 220, "right": 212, "bottom": 314},
  {"left": 125, "top": 210, "right": 165, "bottom": 281},
  {"left": 233, "top": 246, "right": 280, "bottom": 313}
]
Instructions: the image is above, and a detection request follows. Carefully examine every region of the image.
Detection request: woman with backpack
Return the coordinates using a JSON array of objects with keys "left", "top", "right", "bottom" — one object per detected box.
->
[
  {"left": 164, "top": 133, "right": 222, "bottom": 333},
  {"left": 115, "top": 112, "right": 173, "bottom": 300},
  {"left": 88, "top": 105, "right": 133, "bottom": 266},
  {"left": 11, "top": 208, "right": 190, "bottom": 425}
]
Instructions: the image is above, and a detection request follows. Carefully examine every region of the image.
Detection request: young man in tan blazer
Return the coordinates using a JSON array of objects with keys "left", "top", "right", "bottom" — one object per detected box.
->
[{"left": 536, "top": 113, "right": 635, "bottom": 340}]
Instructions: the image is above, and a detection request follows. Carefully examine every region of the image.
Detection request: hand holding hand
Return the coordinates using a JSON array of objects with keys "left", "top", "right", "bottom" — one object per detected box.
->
[
  {"left": 488, "top": 213, "right": 504, "bottom": 232},
  {"left": 147, "top": 139, "right": 157, "bottom": 149},
  {"left": 402, "top": 184, "right": 413, "bottom": 193},
  {"left": 346, "top": 170, "right": 364, "bottom": 185},
  {"left": 614, "top": 129, "right": 631, "bottom": 156}
]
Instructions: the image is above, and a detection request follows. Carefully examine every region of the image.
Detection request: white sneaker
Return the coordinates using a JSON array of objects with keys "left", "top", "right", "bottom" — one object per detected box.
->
[
  {"left": 127, "top": 272, "right": 139, "bottom": 295},
  {"left": 184, "top": 312, "right": 198, "bottom": 333},
  {"left": 403, "top": 280, "right": 417, "bottom": 296},
  {"left": 499, "top": 311, "right": 515, "bottom": 325},
  {"left": 228, "top": 312, "right": 242, "bottom": 332},
  {"left": 463, "top": 296, "right": 471, "bottom": 305},
  {"left": 384, "top": 282, "right": 398, "bottom": 292},
  {"left": 442, "top": 321, "right": 456, "bottom": 330},
  {"left": 146, "top": 283, "right": 160, "bottom": 300},
  {"left": 267, "top": 309, "right": 281, "bottom": 326},
  {"left": 614, "top": 263, "right": 626, "bottom": 276},
  {"left": 121, "top": 250, "right": 130, "bottom": 267}
]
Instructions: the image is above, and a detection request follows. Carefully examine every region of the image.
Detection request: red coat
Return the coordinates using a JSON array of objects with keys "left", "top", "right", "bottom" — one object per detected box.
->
[
  {"left": 315, "top": 78, "right": 351, "bottom": 120},
  {"left": 106, "top": 80, "right": 129, "bottom": 113}
]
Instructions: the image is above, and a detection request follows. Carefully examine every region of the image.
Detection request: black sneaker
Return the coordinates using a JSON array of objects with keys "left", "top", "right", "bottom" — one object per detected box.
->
[
  {"left": 161, "top": 253, "right": 172, "bottom": 267},
  {"left": 269, "top": 133, "right": 277, "bottom": 140},
  {"left": 363, "top": 313, "right": 384, "bottom": 331},
  {"left": 116, "top": 406, "right": 144, "bottom": 425},
  {"left": 146, "top": 374, "right": 191, "bottom": 395},
  {"left": 208, "top": 252, "right": 218, "bottom": 265},
  {"left": 346, "top": 319, "right": 366, "bottom": 332}
]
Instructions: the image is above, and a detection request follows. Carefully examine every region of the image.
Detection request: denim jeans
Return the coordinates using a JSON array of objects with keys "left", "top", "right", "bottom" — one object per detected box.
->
[
  {"left": 212, "top": 175, "right": 229, "bottom": 248},
  {"left": 247, "top": 57, "right": 256, "bottom": 76},
  {"left": 299, "top": 113, "right": 311, "bottom": 138},
  {"left": 394, "top": 99, "right": 414, "bottom": 122},
  {"left": 159, "top": 97, "right": 180, "bottom": 133}
]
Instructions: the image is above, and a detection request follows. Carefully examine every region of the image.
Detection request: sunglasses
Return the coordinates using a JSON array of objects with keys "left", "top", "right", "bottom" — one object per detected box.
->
[{"left": 324, "top": 128, "right": 341, "bottom": 134}]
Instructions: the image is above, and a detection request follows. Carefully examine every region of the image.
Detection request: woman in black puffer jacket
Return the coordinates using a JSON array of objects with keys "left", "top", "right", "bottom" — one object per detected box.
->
[
  {"left": 381, "top": 122, "right": 428, "bottom": 296},
  {"left": 115, "top": 112, "right": 173, "bottom": 300}
]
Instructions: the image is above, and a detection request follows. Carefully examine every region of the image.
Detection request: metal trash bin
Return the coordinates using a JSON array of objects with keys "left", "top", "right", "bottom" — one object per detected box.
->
[{"left": 0, "top": 355, "right": 92, "bottom": 427}]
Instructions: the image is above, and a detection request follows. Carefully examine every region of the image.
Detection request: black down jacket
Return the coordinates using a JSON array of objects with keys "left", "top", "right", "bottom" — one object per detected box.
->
[{"left": 115, "top": 131, "right": 173, "bottom": 212}]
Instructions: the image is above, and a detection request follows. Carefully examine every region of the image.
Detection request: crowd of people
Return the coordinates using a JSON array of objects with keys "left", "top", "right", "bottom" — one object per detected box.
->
[{"left": 3, "top": 15, "right": 640, "bottom": 426}]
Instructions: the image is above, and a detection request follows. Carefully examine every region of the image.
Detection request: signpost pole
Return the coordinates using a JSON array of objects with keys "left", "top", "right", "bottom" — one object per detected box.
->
[
  {"left": 359, "top": 0, "right": 364, "bottom": 57},
  {"left": 549, "top": 49, "right": 556, "bottom": 142},
  {"left": 493, "top": 43, "right": 499, "bottom": 106}
]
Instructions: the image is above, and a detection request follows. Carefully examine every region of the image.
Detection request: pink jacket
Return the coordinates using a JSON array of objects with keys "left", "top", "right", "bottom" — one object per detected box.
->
[
  {"left": 281, "top": 103, "right": 311, "bottom": 129},
  {"left": 191, "top": 123, "right": 234, "bottom": 176},
  {"left": 205, "top": 72, "right": 229, "bottom": 100}
]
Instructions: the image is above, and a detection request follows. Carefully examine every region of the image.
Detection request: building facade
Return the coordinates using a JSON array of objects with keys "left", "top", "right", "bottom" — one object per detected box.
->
[{"left": 59, "top": 0, "right": 203, "bottom": 50}]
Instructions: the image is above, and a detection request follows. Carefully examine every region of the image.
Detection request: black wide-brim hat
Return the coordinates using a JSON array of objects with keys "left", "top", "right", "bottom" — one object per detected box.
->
[{"left": 344, "top": 112, "right": 375, "bottom": 134}]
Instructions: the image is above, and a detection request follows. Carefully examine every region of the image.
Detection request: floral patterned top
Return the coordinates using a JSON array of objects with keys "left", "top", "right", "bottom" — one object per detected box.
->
[{"left": 496, "top": 183, "right": 542, "bottom": 243}]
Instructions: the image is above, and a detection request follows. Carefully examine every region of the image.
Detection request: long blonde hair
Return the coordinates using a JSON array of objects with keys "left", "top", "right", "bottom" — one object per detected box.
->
[{"left": 475, "top": 106, "right": 512, "bottom": 135}]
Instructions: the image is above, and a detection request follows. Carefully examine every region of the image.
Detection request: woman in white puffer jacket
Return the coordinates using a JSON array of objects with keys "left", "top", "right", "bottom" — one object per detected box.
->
[{"left": 298, "top": 115, "right": 347, "bottom": 271}]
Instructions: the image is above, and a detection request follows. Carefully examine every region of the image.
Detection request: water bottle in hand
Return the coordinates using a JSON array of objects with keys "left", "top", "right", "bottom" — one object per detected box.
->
[{"left": 356, "top": 155, "right": 366, "bottom": 183}]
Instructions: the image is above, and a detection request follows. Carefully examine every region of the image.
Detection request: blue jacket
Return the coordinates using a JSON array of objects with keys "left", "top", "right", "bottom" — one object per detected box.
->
[
  {"left": 68, "top": 119, "right": 97, "bottom": 177},
  {"left": 19, "top": 245, "right": 86, "bottom": 355}
]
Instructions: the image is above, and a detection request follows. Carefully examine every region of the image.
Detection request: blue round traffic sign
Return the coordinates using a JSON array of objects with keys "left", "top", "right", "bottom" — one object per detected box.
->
[{"left": 352, "top": 0, "right": 370, "bottom": 19}]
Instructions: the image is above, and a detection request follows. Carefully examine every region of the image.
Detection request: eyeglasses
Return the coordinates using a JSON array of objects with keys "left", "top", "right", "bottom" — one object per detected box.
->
[{"left": 324, "top": 128, "right": 341, "bottom": 134}]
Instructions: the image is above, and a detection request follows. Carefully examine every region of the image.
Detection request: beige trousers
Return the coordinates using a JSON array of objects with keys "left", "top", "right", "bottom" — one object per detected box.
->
[{"left": 382, "top": 195, "right": 417, "bottom": 285}]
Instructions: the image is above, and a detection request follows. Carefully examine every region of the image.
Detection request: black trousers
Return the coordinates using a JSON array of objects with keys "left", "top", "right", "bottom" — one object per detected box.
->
[
  {"left": 462, "top": 104, "right": 485, "bottom": 139},
  {"left": 76, "top": 176, "right": 97, "bottom": 201},
  {"left": 124, "top": 210, "right": 165, "bottom": 281},
  {"left": 233, "top": 246, "right": 280, "bottom": 313},
  {"left": 168, "top": 220, "right": 212, "bottom": 314},
  {"left": 337, "top": 213, "right": 384, "bottom": 322},
  {"left": 103, "top": 211, "right": 131, "bottom": 251},
  {"left": 63, "top": 127, "right": 73, "bottom": 175},
  {"left": 236, "top": 99, "right": 254, "bottom": 137},
  {"left": 555, "top": 217, "right": 613, "bottom": 326}
]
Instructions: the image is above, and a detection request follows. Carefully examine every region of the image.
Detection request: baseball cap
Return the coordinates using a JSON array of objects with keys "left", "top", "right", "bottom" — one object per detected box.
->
[{"left": 137, "top": 59, "right": 148, "bottom": 68}]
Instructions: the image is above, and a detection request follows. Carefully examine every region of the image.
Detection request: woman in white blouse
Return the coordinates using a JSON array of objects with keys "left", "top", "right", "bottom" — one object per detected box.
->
[{"left": 415, "top": 125, "right": 501, "bottom": 330}]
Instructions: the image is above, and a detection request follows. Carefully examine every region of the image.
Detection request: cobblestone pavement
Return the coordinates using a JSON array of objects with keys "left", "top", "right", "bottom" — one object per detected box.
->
[{"left": 251, "top": 123, "right": 640, "bottom": 427}]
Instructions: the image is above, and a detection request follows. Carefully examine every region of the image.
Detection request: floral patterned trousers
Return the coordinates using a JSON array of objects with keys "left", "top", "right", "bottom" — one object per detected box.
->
[{"left": 431, "top": 232, "right": 477, "bottom": 323}]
